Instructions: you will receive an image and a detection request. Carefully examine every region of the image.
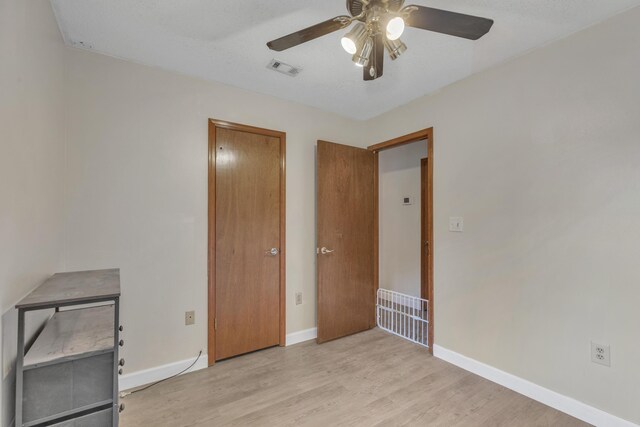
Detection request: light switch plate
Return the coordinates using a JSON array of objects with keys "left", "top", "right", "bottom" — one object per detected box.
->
[
  {"left": 295, "top": 292, "right": 303, "bottom": 305},
  {"left": 449, "top": 217, "right": 464, "bottom": 232}
]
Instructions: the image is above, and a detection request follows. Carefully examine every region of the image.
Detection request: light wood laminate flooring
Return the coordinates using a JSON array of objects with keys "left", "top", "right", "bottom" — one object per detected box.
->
[{"left": 121, "top": 328, "right": 588, "bottom": 426}]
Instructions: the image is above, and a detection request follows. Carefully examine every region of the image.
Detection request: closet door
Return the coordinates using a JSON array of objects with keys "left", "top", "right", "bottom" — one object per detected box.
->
[
  {"left": 210, "top": 121, "right": 285, "bottom": 363},
  {"left": 316, "top": 140, "right": 375, "bottom": 343}
]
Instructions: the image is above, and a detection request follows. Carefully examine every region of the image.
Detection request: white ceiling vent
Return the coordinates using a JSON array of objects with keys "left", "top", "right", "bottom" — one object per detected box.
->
[
  {"left": 267, "top": 59, "right": 301, "bottom": 77},
  {"left": 69, "top": 40, "right": 93, "bottom": 49}
]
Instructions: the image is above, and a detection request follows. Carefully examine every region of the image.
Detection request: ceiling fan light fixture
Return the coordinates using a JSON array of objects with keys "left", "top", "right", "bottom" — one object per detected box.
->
[
  {"left": 266, "top": 0, "right": 494, "bottom": 81},
  {"left": 352, "top": 37, "right": 373, "bottom": 67},
  {"left": 341, "top": 23, "right": 367, "bottom": 54},
  {"left": 386, "top": 16, "right": 405, "bottom": 41},
  {"left": 384, "top": 38, "right": 407, "bottom": 60}
]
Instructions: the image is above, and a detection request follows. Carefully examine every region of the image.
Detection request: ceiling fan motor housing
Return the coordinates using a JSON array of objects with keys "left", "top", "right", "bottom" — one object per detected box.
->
[{"left": 347, "top": 0, "right": 405, "bottom": 18}]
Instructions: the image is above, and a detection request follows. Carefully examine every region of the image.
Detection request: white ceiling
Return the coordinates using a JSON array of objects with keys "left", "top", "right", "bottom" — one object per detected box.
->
[{"left": 51, "top": 0, "right": 639, "bottom": 120}]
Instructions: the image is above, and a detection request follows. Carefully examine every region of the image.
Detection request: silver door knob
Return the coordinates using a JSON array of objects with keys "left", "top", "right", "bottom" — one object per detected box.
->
[
  {"left": 266, "top": 248, "right": 279, "bottom": 256},
  {"left": 320, "top": 247, "right": 334, "bottom": 255}
]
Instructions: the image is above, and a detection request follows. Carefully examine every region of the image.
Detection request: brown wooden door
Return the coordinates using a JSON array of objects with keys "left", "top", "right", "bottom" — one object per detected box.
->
[
  {"left": 214, "top": 126, "right": 282, "bottom": 361},
  {"left": 317, "top": 140, "right": 375, "bottom": 343}
]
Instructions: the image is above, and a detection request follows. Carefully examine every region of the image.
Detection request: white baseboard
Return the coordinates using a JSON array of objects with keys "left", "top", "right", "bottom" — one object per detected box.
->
[
  {"left": 433, "top": 345, "right": 638, "bottom": 427},
  {"left": 120, "top": 329, "right": 318, "bottom": 391},
  {"left": 119, "top": 352, "right": 208, "bottom": 391},
  {"left": 286, "top": 327, "right": 317, "bottom": 346}
]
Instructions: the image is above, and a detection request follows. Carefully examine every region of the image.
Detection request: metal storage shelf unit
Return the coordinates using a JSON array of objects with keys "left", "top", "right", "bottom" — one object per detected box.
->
[{"left": 15, "top": 269, "right": 122, "bottom": 427}]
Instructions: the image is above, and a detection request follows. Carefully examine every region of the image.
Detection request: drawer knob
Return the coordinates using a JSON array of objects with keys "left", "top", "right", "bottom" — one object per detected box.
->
[
  {"left": 118, "top": 368, "right": 123, "bottom": 375},
  {"left": 119, "top": 358, "right": 125, "bottom": 367},
  {"left": 119, "top": 325, "right": 124, "bottom": 332},
  {"left": 119, "top": 403, "right": 125, "bottom": 413},
  {"left": 119, "top": 339, "right": 124, "bottom": 347}
]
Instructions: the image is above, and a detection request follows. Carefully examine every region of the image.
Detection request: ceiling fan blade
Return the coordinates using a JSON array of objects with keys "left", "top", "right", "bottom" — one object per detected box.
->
[
  {"left": 404, "top": 5, "right": 493, "bottom": 40},
  {"left": 267, "top": 16, "right": 352, "bottom": 52},
  {"left": 364, "top": 34, "right": 384, "bottom": 81}
]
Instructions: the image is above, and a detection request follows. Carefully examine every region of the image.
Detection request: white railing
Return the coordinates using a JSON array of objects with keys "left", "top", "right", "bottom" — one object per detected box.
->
[{"left": 376, "top": 288, "right": 429, "bottom": 348}]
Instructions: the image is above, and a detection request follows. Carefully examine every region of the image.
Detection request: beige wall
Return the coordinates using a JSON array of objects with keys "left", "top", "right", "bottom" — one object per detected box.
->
[
  {"left": 62, "top": 48, "right": 365, "bottom": 373},
  {"left": 365, "top": 7, "right": 640, "bottom": 424},
  {"left": 379, "top": 141, "right": 428, "bottom": 297},
  {"left": 0, "top": 0, "right": 66, "bottom": 425},
  {"left": 2, "top": 2, "right": 639, "bottom": 425}
]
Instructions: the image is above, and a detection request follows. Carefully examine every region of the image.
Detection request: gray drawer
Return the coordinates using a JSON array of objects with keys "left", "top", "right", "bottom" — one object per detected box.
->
[{"left": 23, "top": 353, "right": 113, "bottom": 423}]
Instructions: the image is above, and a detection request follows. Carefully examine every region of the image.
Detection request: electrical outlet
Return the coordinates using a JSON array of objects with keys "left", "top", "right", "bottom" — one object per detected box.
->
[
  {"left": 295, "top": 292, "right": 303, "bottom": 305},
  {"left": 185, "top": 311, "right": 195, "bottom": 326},
  {"left": 449, "top": 217, "right": 464, "bottom": 232},
  {"left": 591, "top": 342, "right": 610, "bottom": 367}
]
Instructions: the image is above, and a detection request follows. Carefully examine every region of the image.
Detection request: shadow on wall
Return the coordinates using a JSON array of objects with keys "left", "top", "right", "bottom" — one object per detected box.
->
[{"left": 378, "top": 141, "right": 428, "bottom": 174}]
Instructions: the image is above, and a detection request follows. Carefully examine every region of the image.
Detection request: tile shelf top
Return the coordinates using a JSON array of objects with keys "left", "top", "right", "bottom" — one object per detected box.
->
[{"left": 16, "top": 268, "right": 121, "bottom": 309}]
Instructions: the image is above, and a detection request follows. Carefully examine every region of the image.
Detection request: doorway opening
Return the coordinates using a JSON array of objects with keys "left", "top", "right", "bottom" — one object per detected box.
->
[
  {"left": 207, "top": 119, "right": 286, "bottom": 366},
  {"left": 368, "top": 128, "right": 434, "bottom": 353}
]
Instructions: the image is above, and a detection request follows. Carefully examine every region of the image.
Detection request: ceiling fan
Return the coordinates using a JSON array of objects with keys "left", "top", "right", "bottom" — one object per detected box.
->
[{"left": 267, "top": 0, "right": 493, "bottom": 81}]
